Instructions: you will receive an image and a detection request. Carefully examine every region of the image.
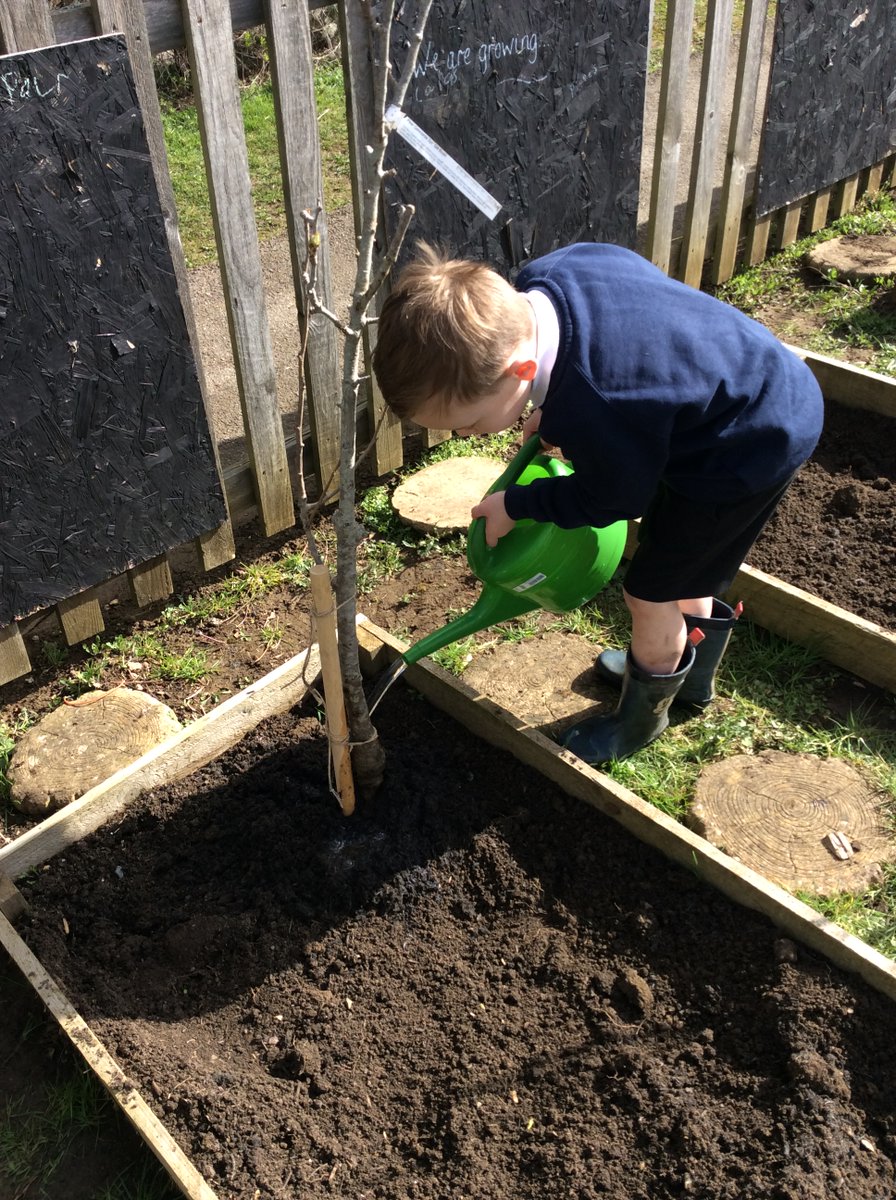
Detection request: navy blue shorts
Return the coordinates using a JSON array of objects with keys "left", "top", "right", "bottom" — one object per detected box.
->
[{"left": 622, "top": 475, "right": 795, "bottom": 603}]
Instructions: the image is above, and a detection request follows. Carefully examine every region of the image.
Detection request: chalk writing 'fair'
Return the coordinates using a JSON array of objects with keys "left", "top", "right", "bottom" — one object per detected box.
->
[{"left": 0, "top": 70, "right": 69, "bottom": 104}]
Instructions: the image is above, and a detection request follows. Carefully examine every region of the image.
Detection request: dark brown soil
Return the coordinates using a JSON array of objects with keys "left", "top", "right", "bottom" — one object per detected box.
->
[
  {"left": 0, "top": 396, "right": 892, "bottom": 1200},
  {"left": 747, "top": 401, "right": 895, "bottom": 629},
  {"left": 18, "top": 689, "right": 896, "bottom": 1200}
]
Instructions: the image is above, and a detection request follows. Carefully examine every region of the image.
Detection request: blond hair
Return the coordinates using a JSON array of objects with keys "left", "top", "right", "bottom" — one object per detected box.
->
[{"left": 372, "top": 243, "right": 530, "bottom": 419}]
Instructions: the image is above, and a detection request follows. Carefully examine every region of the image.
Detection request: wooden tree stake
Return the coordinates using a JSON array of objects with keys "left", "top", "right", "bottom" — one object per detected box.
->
[{"left": 310, "top": 564, "right": 355, "bottom": 815}]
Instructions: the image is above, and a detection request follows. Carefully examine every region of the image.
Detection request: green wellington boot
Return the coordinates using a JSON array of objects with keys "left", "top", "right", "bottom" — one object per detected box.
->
[
  {"left": 595, "top": 599, "right": 742, "bottom": 710},
  {"left": 562, "top": 644, "right": 696, "bottom": 766}
]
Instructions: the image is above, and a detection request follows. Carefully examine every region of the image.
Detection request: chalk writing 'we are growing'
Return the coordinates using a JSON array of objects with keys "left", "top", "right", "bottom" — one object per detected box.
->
[
  {"left": 0, "top": 69, "right": 69, "bottom": 104},
  {"left": 413, "top": 32, "right": 541, "bottom": 89}
]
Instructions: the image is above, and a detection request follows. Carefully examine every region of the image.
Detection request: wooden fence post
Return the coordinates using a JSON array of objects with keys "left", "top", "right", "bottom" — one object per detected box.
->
[
  {"left": 679, "top": 0, "right": 734, "bottom": 288},
  {"left": 710, "top": 0, "right": 769, "bottom": 285},
  {"left": 645, "top": 0, "right": 697, "bottom": 274},
  {"left": 264, "top": 0, "right": 342, "bottom": 495},
  {"left": 182, "top": 0, "right": 295, "bottom": 537}
]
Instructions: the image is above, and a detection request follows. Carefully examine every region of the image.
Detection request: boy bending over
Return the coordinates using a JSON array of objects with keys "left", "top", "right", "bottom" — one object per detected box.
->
[{"left": 372, "top": 243, "right": 823, "bottom": 765}]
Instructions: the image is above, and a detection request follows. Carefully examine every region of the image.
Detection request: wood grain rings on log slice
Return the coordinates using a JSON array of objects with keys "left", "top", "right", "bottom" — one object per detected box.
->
[
  {"left": 688, "top": 750, "right": 895, "bottom": 895},
  {"left": 8, "top": 688, "right": 181, "bottom": 816}
]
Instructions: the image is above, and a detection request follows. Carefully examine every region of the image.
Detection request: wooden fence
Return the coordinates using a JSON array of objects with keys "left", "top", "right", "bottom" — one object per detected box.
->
[{"left": 0, "top": 0, "right": 894, "bottom": 687}]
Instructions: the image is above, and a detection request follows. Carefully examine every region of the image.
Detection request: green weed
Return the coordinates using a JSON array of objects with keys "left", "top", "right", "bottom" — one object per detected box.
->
[
  {"left": 358, "top": 540, "right": 403, "bottom": 592},
  {"left": 358, "top": 485, "right": 404, "bottom": 539},
  {"left": 432, "top": 636, "right": 478, "bottom": 675},
  {"left": 423, "top": 430, "right": 520, "bottom": 463}
]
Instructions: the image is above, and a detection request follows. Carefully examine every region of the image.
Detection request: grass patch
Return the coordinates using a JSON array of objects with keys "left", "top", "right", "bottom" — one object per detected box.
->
[
  {"left": 0, "top": 1063, "right": 179, "bottom": 1200},
  {"left": 161, "top": 63, "right": 351, "bottom": 267},
  {"left": 55, "top": 550, "right": 315, "bottom": 699}
]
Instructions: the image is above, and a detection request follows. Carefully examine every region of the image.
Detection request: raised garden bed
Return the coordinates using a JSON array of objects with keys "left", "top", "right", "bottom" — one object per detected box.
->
[
  {"left": 0, "top": 359, "right": 893, "bottom": 1199},
  {"left": 0, "top": 616, "right": 894, "bottom": 1200}
]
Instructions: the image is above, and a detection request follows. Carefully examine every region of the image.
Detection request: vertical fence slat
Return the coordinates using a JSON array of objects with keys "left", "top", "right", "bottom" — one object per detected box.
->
[
  {"left": 182, "top": 0, "right": 295, "bottom": 536},
  {"left": 832, "top": 172, "right": 860, "bottom": 221},
  {"left": 863, "top": 163, "right": 884, "bottom": 199},
  {"left": 678, "top": 0, "right": 734, "bottom": 287},
  {"left": 806, "top": 188, "right": 832, "bottom": 233},
  {"left": 89, "top": 0, "right": 236, "bottom": 572},
  {"left": 773, "top": 200, "right": 801, "bottom": 250},
  {"left": 646, "top": 0, "right": 697, "bottom": 273},
  {"left": 0, "top": 0, "right": 53, "bottom": 51},
  {"left": 264, "top": 0, "right": 342, "bottom": 495},
  {"left": 338, "top": 0, "right": 406, "bottom": 472},
  {"left": 0, "top": 625, "right": 32, "bottom": 688},
  {"left": 745, "top": 212, "right": 772, "bottom": 266},
  {"left": 127, "top": 556, "right": 175, "bottom": 609},
  {"left": 57, "top": 592, "right": 106, "bottom": 647},
  {"left": 710, "top": 0, "right": 769, "bottom": 284},
  {"left": 92, "top": 0, "right": 176, "bottom": 613}
]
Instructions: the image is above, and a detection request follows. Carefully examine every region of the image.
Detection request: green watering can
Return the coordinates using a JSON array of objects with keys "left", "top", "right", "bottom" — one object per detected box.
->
[{"left": 367, "top": 435, "right": 627, "bottom": 712}]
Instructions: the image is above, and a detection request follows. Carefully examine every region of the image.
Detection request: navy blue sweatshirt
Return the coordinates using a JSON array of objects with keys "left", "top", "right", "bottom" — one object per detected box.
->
[{"left": 503, "top": 244, "right": 823, "bottom": 529}]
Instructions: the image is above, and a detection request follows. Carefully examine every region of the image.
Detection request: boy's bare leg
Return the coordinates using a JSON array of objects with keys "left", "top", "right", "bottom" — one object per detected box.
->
[
  {"left": 624, "top": 591, "right": 713, "bottom": 675},
  {"left": 678, "top": 596, "right": 714, "bottom": 620}
]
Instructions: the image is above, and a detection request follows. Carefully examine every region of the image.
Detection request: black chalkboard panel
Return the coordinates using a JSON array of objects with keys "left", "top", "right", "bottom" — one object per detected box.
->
[
  {"left": 383, "top": 0, "right": 651, "bottom": 270},
  {"left": 756, "top": 0, "right": 896, "bottom": 217},
  {"left": 0, "top": 36, "right": 226, "bottom": 627}
]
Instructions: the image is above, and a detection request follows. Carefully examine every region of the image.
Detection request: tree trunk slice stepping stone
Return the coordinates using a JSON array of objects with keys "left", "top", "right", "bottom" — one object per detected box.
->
[
  {"left": 8, "top": 688, "right": 181, "bottom": 816},
  {"left": 804, "top": 234, "right": 896, "bottom": 283},
  {"left": 687, "top": 750, "right": 895, "bottom": 895},
  {"left": 391, "top": 456, "right": 505, "bottom": 533},
  {"left": 463, "top": 631, "right": 612, "bottom": 736}
]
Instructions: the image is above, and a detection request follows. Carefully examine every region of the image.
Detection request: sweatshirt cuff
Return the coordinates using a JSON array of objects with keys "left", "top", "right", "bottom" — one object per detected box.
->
[{"left": 504, "top": 482, "right": 535, "bottom": 522}]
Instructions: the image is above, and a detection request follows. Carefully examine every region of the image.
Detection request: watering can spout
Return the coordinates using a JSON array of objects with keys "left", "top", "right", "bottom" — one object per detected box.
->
[
  {"left": 366, "top": 436, "right": 628, "bottom": 713},
  {"left": 402, "top": 585, "right": 540, "bottom": 666},
  {"left": 366, "top": 585, "right": 539, "bottom": 714}
]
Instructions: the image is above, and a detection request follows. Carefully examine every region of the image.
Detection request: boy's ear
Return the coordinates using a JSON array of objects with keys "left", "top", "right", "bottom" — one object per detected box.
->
[{"left": 508, "top": 359, "right": 537, "bottom": 382}]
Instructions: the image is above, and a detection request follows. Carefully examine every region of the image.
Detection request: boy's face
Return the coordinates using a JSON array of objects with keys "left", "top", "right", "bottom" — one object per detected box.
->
[{"left": 412, "top": 368, "right": 531, "bottom": 437}]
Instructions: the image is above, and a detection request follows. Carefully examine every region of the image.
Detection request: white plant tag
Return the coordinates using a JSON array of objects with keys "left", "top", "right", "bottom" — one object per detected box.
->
[{"left": 385, "top": 105, "right": 502, "bottom": 220}]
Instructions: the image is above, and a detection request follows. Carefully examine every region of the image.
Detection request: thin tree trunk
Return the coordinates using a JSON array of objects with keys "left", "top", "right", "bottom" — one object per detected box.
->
[{"left": 298, "top": 0, "right": 436, "bottom": 798}]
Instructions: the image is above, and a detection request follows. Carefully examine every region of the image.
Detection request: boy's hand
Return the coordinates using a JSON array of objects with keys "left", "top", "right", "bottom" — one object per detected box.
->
[{"left": 471, "top": 490, "right": 516, "bottom": 547}]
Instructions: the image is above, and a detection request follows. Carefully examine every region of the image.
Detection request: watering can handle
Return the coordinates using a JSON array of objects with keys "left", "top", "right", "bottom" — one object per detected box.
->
[
  {"left": 483, "top": 434, "right": 543, "bottom": 497},
  {"left": 467, "top": 434, "right": 543, "bottom": 558}
]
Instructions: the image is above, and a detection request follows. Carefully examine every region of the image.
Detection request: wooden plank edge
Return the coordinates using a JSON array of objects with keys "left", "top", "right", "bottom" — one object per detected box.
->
[
  {"left": 356, "top": 617, "right": 896, "bottom": 1004},
  {"left": 0, "top": 644, "right": 322, "bottom": 880},
  {"left": 727, "top": 562, "right": 896, "bottom": 693},
  {"left": 786, "top": 345, "right": 896, "bottom": 418},
  {"left": 0, "top": 911, "right": 218, "bottom": 1200}
]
